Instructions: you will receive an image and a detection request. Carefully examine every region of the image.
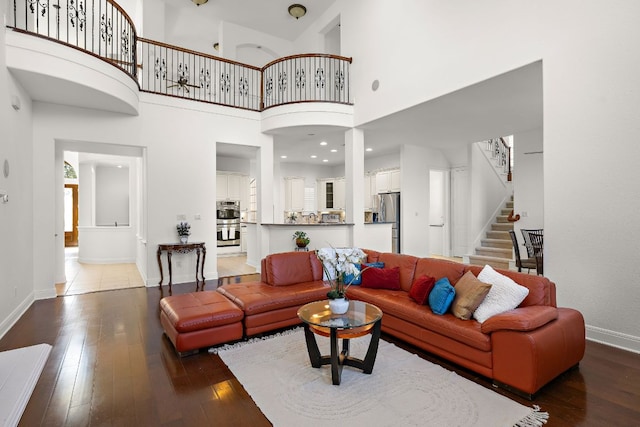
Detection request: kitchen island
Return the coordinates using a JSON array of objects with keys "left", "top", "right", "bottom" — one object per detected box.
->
[{"left": 259, "top": 222, "right": 392, "bottom": 255}]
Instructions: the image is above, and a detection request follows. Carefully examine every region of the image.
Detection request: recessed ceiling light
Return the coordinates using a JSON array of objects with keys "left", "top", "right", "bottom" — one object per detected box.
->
[
  {"left": 320, "top": 141, "right": 328, "bottom": 146},
  {"left": 330, "top": 149, "right": 337, "bottom": 153},
  {"left": 310, "top": 155, "right": 317, "bottom": 158},
  {"left": 366, "top": 148, "right": 373, "bottom": 152},
  {"left": 280, "top": 155, "right": 287, "bottom": 159},
  {"left": 322, "top": 159, "right": 328, "bottom": 162}
]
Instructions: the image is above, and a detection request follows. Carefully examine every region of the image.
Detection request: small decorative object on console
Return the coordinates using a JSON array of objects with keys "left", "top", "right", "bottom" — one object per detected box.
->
[{"left": 176, "top": 221, "right": 191, "bottom": 244}]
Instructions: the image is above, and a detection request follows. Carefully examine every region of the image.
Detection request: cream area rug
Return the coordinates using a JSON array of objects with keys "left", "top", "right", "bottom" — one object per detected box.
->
[
  {"left": 0, "top": 344, "right": 51, "bottom": 427},
  {"left": 214, "top": 329, "right": 548, "bottom": 427}
]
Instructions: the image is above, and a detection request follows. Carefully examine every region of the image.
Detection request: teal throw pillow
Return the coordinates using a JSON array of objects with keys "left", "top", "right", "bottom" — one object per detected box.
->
[
  {"left": 429, "top": 277, "right": 456, "bottom": 315},
  {"left": 343, "top": 262, "right": 384, "bottom": 286}
]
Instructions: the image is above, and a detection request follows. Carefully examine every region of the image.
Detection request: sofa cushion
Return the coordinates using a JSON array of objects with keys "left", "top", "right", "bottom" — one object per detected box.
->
[
  {"left": 343, "top": 262, "right": 384, "bottom": 286},
  {"left": 451, "top": 271, "right": 492, "bottom": 320},
  {"left": 409, "top": 275, "right": 436, "bottom": 305},
  {"left": 429, "top": 277, "right": 456, "bottom": 315},
  {"left": 264, "top": 252, "right": 318, "bottom": 286},
  {"left": 361, "top": 267, "right": 401, "bottom": 290},
  {"left": 414, "top": 257, "right": 467, "bottom": 286},
  {"left": 473, "top": 265, "right": 530, "bottom": 323},
  {"left": 377, "top": 253, "right": 419, "bottom": 292}
]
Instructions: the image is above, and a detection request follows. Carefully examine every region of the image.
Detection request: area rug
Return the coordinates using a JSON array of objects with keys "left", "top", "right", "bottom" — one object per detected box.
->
[
  {"left": 0, "top": 343, "right": 51, "bottom": 427},
  {"left": 214, "top": 329, "right": 547, "bottom": 427}
]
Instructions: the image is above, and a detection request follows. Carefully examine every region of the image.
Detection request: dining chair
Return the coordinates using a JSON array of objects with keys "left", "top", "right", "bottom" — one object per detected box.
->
[
  {"left": 528, "top": 232, "right": 544, "bottom": 276},
  {"left": 521, "top": 229, "right": 544, "bottom": 258},
  {"left": 508, "top": 230, "right": 537, "bottom": 273}
]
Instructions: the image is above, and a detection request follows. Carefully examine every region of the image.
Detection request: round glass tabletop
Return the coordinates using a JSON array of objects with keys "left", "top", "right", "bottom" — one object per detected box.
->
[{"left": 297, "top": 300, "right": 382, "bottom": 330}]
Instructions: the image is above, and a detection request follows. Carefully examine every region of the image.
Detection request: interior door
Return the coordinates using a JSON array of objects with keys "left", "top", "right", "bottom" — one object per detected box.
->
[
  {"left": 451, "top": 168, "right": 468, "bottom": 257},
  {"left": 64, "top": 184, "right": 78, "bottom": 247},
  {"left": 429, "top": 170, "right": 446, "bottom": 256}
]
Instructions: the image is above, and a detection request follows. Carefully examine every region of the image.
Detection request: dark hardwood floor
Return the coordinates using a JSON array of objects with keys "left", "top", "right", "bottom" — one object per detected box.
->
[{"left": 1, "top": 282, "right": 638, "bottom": 426}]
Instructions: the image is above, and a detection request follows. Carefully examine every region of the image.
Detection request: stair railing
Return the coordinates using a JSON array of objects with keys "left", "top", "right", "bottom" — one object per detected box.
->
[{"left": 486, "top": 137, "right": 512, "bottom": 181}]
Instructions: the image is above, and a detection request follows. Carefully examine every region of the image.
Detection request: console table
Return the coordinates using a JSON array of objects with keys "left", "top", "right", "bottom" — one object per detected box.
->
[{"left": 157, "top": 242, "right": 206, "bottom": 292}]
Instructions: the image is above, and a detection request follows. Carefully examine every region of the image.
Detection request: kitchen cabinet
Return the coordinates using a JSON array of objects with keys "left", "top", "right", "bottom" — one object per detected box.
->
[
  {"left": 333, "top": 178, "right": 345, "bottom": 210},
  {"left": 364, "top": 173, "right": 375, "bottom": 210},
  {"left": 241, "top": 225, "right": 248, "bottom": 252},
  {"left": 217, "top": 172, "right": 248, "bottom": 201},
  {"left": 375, "top": 169, "right": 400, "bottom": 193},
  {"left": 317, "top": 179, "right": 327, "bottom": 211},
  {"left": 240, "top": 175, "right": 250, "bottom": 211},
  {"left": 284, "top": 177, "right": 305, "bottom": 211}
]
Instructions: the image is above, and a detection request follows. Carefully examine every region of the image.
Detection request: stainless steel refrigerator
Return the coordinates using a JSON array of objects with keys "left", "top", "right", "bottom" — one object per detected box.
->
[{"left": 377, "top": 192, "right": 401, "bottom": 253}]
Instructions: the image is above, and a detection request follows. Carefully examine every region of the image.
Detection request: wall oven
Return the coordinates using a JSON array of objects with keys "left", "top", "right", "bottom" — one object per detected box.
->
[{"left": 217, "top": 201, "right": 240, "bottom": 247}]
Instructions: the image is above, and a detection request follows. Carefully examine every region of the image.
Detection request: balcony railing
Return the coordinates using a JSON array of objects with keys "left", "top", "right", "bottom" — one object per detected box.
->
[
  {"left": 9, "top": 0, "right": 137, "bottom": 80},
  {"left": 7, "top": 0, "right": 353, "bottom": 112}
]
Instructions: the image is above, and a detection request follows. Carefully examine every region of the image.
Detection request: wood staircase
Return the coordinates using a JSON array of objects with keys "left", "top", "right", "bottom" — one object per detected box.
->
[{"left": 468, "top": 198, "right": 514, "bottom": 269}]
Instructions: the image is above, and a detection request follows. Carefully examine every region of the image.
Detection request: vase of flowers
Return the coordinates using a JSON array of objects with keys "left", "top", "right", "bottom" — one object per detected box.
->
[
  {"left": 292, "top": 230, "right": 310, "bottom": 248},
  {"left": 176, "top": 221, "right": 191, "bottom": 243},
  {"left": 316, "top": 247, "right": 368, "bottom": 314}
]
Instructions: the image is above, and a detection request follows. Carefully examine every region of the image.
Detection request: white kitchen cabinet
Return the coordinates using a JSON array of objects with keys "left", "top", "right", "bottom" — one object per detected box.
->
[
  {"left": 333, "top": 178, "right": 345, "bottom": 210},
  {"left": 364, "top": 174, "right": 374, "bottom": 210},
  {"left": 375, "top": 169, "right": 400, "bottom": 194},
  {"left": 217, "top": 172, "right": 248, "bottom": 201},
  {"left": 240, "top": 175, "right": 250, "bottom": 211},
  {"left": 390, "top": 169, "right": 401, "bottom": 192},
  {"left": 317, "top": 179, "right": 331, "bottom": 211},
  {"left": 241, "top": 225, "right": 248, "bottom": 252},
  {"left": 284, "top": 177, "right": 305, "bottom": 211}
]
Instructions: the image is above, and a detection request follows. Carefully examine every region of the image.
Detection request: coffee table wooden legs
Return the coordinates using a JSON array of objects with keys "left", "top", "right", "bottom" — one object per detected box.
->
[{"left": 302, "top": 319, "right": 382, "bottom": 385}]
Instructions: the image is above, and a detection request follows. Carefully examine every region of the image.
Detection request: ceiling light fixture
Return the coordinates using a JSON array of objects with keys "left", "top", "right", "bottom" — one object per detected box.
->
[
  {"left": 330, "top": 149, "right": 337, "bottom": 153},
  {"left": 322, "top": 159, "right": 328, "bottom": 162},
  {"left": 366, "top": 148, "right": 373, "bottom": 152},
  {"left": 192, "top": 0, "right": 208, "bottom": 6},
  {"left": 213, "top": 42, "right": 219, "bottom": 51},
  {"left": 320, "top": 141, "right": 327, "bottom": 146},
  {"left": 280, "top": 155, "right": 287, "bottom": 159},
  {"left": 288, "top": 4, "right": 307, "bottom": 19},
  {"left": 310, "top": 155, "right": 317, "bottom": 158}
]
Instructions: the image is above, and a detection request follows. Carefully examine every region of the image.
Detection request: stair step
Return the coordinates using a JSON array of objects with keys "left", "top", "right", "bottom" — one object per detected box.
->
[
  {"left": 475, "top": 247, "right": 513, "bottom": 259},
  {"left": 468, "top": 255, "right": 511, "bottom": 270},
  {"left": 486, "top": 230, "right": 510, "bottom": 240},
  {"left": 501, "top": 208, "right": 512, "bottom": 216},
  {"left": 506, "top": 201, "right": 513, "bottom": 208},
  {"left": 481, "top": 238, "right": 513, "bottom": 249},
  {"left": 496, "top": 215, "right": 510, "bottom": 223},
  {"left": 491, "top": 223, "right": 513, "bottom": 231}
]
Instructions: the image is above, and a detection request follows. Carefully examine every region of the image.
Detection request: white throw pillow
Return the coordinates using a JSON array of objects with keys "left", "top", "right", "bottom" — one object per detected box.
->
[{"left": 473, "top": 265, "right": 530, "bottom": 323}]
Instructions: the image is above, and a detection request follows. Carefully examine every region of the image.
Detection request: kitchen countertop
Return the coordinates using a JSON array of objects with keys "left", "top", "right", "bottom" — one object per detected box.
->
[{"left": 260, "top": 223, "right": 354, "bottom": 226}]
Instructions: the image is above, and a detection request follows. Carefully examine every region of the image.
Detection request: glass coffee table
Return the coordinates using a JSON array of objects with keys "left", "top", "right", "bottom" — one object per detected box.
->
[{"left": 297, "top": 300, "right": 383, "bottom": 385}]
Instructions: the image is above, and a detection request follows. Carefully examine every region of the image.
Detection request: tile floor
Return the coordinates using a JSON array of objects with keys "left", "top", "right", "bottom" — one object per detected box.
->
[
  {"left": 56, "top": 248, "right": 257, "bottom": 296},
  {"left": 55, "top": 247, "right": 145, "bottom": 296}
]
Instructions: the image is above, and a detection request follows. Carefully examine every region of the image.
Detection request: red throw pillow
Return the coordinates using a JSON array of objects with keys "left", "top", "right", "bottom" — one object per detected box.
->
[
  {"left": 361, "top": 267, "right": 401, "bottom": 290},
  {"left": 409, "top": 275, "right": 436, "bottom": 305}
]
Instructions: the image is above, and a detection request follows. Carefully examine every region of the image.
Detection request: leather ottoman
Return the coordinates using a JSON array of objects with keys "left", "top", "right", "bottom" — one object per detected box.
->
[{"left": 160, "top": 291, "right": 244, "bottom": 356}]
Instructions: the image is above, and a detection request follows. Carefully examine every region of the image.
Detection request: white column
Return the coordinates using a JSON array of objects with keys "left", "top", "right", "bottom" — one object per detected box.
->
[
  {"left": 257, "top": 135, "right": 274, "bottom": 263},
  {"left": 345, "top": 128, "right": 365, "bottom": 247}
]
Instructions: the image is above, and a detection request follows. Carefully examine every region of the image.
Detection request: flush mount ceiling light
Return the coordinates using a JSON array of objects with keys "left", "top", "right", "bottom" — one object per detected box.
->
[
  {"left": 288, "top": 4, "right": 307, "bottom": 19},
  {"left": 192, "top": 0, "right": 208, "bottom": 6},
  {"left": 213, "top": 42, "right": 219, "bottom": 51}
]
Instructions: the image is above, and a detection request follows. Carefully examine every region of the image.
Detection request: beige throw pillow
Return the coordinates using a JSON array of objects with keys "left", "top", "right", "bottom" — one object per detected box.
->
[{"left": 451, "top": 271, "right": 492, "bottom": 320}]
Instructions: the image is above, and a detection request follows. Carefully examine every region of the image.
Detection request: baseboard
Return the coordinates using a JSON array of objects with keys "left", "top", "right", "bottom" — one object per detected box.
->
[
  {"left": 0, "top": 293, "right": 34, "bottom": 341},
  {"left": 78, "top": 257, "right": 136, "bottom": 264},
  {"left": 586, "top": 325, "right": 640, "bottom": 354}
]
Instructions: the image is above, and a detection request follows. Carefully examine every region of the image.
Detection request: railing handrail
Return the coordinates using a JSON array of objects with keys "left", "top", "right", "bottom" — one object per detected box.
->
[
  {"left": 261, "top": 53, "right": 353, "bottom": 71},
  {"left": 137, "top": 37, "right": 262, "bottom": 71},
  {"left": 106, "top": 0, "right": 137, "bottom": 35},
  {"left": 499, "top": 137, "right": 512, "bottom": 181}
]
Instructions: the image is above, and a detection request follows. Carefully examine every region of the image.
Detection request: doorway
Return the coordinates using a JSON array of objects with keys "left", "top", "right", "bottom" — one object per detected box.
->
[
  {"left": 64, "top": 184, "right": 78, "bottom": 247},
  {"left": 429, "top": 170, "right": 450, "bottom": 256}
]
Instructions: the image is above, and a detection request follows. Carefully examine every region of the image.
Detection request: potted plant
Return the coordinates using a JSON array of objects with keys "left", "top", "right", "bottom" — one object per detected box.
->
[
  {"left": 288, "top": 212, "right": 298, "bottom": 224},
  {"left": 176, "top": 221, "right": 191, "bottom": 243},
  {"left": 292, "top": 230, "right": 310, "bottom": 248}
]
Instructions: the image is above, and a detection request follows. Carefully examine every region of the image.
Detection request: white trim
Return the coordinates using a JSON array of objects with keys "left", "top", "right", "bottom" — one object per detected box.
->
[{"left": 586, "top": 325, "right": 640, "bottom": 354}]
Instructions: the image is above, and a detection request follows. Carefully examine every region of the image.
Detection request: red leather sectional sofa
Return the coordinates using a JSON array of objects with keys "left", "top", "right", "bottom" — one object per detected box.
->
[{"left": 167, "top": 249, "right": 585, "bottom": 398}]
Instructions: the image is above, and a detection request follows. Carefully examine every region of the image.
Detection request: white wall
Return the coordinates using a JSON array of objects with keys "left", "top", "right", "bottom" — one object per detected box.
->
[
  {"left": 513, "top": 128, "right": 543, "bottom": 234},
  {"left": 95, "top": 165, "right": 129, "bottom": 226},
  {"left": 220, "top": 21, "right": 293, "bottom": 66},
  {"left": 0, "top": 0, "right": 37, "bottom": 337},
  {"left": 400, "top": 145, "right": 430, "bottom": 257}
]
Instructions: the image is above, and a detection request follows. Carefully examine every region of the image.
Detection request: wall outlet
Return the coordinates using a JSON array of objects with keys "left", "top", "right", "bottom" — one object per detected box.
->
[
  {"left": 521, "top": 211, "right": 528, "bottom": 217},
  {"left": 194, "top": 214, "right": 201, "bottom": 220},
  {"left": 177, "top": 214, "right": 187, "bottom": 220}
]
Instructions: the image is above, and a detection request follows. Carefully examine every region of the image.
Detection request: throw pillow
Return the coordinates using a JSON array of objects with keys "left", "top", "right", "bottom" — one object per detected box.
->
[
  {"left": 473, "top": 265, "right": 530, "bottom": 323},
  {"left": 409, "top": 275, "right": 436, "bottom": 305},
  {"left": 342, "top": 262, "right": 384, "bottom": 286},
  {"left": 428, "top": 277, "right": 456, "bottom": 315},
  {"left": 451, "top": 271, "right": 492, "bottom": 320},
  {"left": 361, "top": 266, "right": 400, "bottom": 290}
]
